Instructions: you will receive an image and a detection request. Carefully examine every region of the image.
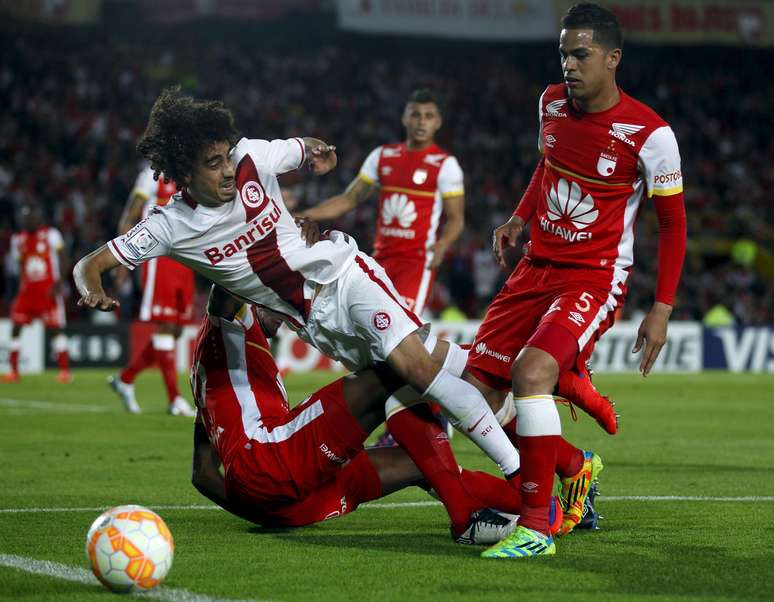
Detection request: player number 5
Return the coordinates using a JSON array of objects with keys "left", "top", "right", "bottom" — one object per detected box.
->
[{"left": 575, "top": 292, "right": 593, "bottom": 313}]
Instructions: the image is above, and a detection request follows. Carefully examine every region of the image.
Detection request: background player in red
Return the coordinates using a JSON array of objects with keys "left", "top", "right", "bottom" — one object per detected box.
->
[
  {"left": 190, "top": 286, "right": 566, "bottom": 542},
  {"left": 2, "top": 204, "right": 70, "bottom": 384},
  {"left": 108, "top": 164, "right": 196, "bottom": 416},
  {"left": 466, "top": 3, "right": 687, "bottom": 557},
  {"left": 301, "top": 88, "right": 465, "bottom": 442}
]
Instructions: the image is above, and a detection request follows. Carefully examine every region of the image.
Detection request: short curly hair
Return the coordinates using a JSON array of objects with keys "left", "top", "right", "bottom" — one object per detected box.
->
[{"left": 137, "top": 86, "right": 240, "bottom": 185}]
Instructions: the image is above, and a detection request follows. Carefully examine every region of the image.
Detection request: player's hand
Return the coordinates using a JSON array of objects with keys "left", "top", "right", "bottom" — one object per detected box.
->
[
  {"left": 77, "top": 291, "right": 120, "bottom": 312},
  {"left": 632, "top": 302, "right": 672, "bottom": 377},
  {"left": 492, "top": 215, "right": 525, "bottom": 268},
  {"left": 295, "top": 216, "right": 321, "bottom": 247},
  {"left": 427, "top": 241, "right": 449, "bottom": 270},
  {"left": 308, "top": 144, "right": 337, "bottom": 176}
]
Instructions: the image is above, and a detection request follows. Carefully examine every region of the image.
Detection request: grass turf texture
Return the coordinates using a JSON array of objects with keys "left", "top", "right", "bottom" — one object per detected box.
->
[{"left": 0, "top": 370, "right": 772, "bottom": 601}]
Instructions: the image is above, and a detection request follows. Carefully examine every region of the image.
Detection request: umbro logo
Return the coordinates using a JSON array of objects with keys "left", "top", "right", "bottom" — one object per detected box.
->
[{"left": 545, "top": 134, "right": 557, "bottom": 148}]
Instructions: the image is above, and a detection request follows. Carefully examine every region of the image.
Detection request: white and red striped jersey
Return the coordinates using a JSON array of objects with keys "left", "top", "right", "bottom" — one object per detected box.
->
[
  {"left": 11, "top": 227, "right": 64, "bottom": 290},
  {"left": 132, "top": 164, "right": 178, "bottom": 218},
  {"left": 190, "top": 306, "right": 289, "bottom": 466},
  {"left": 108, "top": 137, "right": 358, "bottom": 328},
  {"left": 532, "top": 84, "right": 682, "bottom": 273},
  {"left": 358, "top": 143, "right": 464, "bottom": 262}
]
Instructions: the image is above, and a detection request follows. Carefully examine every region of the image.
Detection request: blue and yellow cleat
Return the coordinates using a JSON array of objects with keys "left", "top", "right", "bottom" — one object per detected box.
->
[
  {"left": 480, "top": 525, "right": 556, "bottom": 558},
  {"left": 558, "top": 451, "right": 603, "bottom": 536}
]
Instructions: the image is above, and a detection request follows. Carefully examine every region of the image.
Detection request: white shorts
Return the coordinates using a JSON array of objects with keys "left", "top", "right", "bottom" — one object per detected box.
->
[{"left": 298, "top": 252, "right": 427, "bottom": 371}]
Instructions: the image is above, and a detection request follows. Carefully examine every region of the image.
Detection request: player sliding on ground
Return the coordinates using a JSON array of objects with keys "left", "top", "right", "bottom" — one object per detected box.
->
[{"left": 189, "top": 285, "right": 568, "bottom": 541}]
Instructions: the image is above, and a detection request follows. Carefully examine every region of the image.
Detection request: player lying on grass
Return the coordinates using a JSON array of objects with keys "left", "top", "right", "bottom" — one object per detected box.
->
[
  {"left": 72, "top": 88, "right": 606, "bottom": 537},
  {"left": 188, "top": 285, "right": 571, "bottom": 543}
]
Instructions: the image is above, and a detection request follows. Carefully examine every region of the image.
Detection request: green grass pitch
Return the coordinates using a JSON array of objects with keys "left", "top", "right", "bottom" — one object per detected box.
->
[{"left": 0, "top": 369, "right": 772, "bottom": 601}]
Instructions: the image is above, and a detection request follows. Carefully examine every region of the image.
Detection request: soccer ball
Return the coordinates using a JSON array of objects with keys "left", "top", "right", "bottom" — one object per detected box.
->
[{"left": 85, "top": 505, "right": 174, "bottom": 593}]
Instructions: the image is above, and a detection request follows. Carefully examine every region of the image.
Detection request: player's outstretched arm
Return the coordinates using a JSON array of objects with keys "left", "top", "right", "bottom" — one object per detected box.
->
[
  {"left": 303, "top": 137, "right": 337, "bottom": 175},
  {"left": 300, "top": 176, "right": 374, "bottom": 222},
  {"left": 73, "top": 244, "right": 121, "bottom": 311},
  {"left": 492, "top": 216, "right": 525, "bottom": 268}
]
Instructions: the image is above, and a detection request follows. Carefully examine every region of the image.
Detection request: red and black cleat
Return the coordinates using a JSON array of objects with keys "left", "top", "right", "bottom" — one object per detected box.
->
[{"left": 555, "top": 367, "right": 619, "bottom": 435}]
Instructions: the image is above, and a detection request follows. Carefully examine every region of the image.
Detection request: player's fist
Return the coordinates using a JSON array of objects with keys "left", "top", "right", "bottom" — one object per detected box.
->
[
  {"left": 492, "top": 216, "right": 525, "bottom": 268},
  {"left": 78, "top": 291, "right": 120, "bottom": 312},
  {"left": 295, "top": 216, "right": 321, "bottom": 247},
  {"left": 308, "top": 144, "right": 337, "bottom": 176}
]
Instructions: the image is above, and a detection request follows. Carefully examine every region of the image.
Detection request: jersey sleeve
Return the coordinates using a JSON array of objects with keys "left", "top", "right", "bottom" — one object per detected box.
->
[
  {"left": 537, "top": 88, "right": 548, "bottom": 154},
  {"left": 131, "top": 165, "right": 157, "bottom": 201},
  {"left": 107, "top": 208, "right": 172, "bottom": 270},
  {"left": 9, "top": 233, "right": 20, "bottom": 264},
  {"left": 239, "top": 137, "right": 306, "bottom": 175},
  {"left": 357, "top": 147, "right": 382, "bottom": 185},
  {"left": 638, "top": 126, "right": 683, "bottom": 198},
  {"left": 48, "top": 228, "right": 64, "bottom": 252},
  {"left": 437, "top": 156, "right": 464, "bottom": 198}
]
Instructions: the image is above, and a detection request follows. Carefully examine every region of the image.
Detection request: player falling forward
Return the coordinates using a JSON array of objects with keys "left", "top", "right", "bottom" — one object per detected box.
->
[
  {"left": 2, "top": 205, "right": 70, "bottom": 384},
  {"left": 302, "top": 88, "right": 464, "bottom": 443},
  {"left": 466, "top": 3, "right": 687, "bottom": 558},
  {"left": 108, "top": 164, "right": 196, "bottom": 416},
  {"left": 72, "top": 87, "right": 530, "bottom": 517},
  {"left": 190, "top": 286, "right": 561, "bottom": 542}
]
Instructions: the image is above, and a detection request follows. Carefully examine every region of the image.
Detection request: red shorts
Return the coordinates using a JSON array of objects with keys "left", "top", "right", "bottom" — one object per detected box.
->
[
  {"left": 224, "top": 380, "right": 371, "bottom": 526},
  {"left": 139, "top": 257, "right": 194, "bottom": 324},
  {"left": 466, "top": 259, "right": 628, "bottom": 391},
  {"left": 11, "top": 287, "right": 65, "bottom": 328},
  {"left": 376, "top": 255, "right": 435, "bottom": 315}
]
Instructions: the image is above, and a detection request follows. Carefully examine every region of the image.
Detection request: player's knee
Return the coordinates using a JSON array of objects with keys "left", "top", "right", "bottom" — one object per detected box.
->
[{"left": 511, "top": 350, "right": 559, "bottom": 395}]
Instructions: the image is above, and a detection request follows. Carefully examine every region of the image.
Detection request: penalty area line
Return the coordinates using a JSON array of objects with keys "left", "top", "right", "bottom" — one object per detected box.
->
[
  {"left": 2, "top": 496, "right": 774, "bottom": 515},
  {"left": 0, "top": 554, "right": 267, "bottom": 602}
]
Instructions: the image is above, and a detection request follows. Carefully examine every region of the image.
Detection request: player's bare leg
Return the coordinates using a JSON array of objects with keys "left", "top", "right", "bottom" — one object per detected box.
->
[
  {"left": 1, "top": 323, "right": 23, "bottom": 383},
  {"left": 386, "top": 332, "right": 521, "bottom": 481}
]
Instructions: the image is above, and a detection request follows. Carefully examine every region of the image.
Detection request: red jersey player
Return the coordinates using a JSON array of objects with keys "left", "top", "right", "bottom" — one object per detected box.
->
[
  {"left": 302, "top": 89, "right": 465, "bottom": 443},
  {"left": 468, "top": 3, "right": 687, "bottom": 558},
  {"left": 2, "top": 204, "right": 70, "bottom": 384},
  {"left": 108, "top": 164, "right": 196, "bottom": 416},
  {"left": 190, "top": 286, "right": 564, "bottom": 542},
  {"left": 302, "top": 88, "right": 465, "bottom": 316}
]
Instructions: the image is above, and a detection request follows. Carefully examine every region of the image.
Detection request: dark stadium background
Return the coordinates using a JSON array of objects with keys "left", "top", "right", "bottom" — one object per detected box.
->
[{"left": 1, "top": 1, "right": 771, "bottom": 327}]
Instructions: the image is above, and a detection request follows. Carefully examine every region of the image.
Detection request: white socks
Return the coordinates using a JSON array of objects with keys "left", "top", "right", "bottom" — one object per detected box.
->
[
  {"left": 152, "top": 334, "right": 176, "bottom": 351},
  {"left": 514, "top": 395, "right": 561, "bottom": 437},
  {"left": 424, "top": 368, "right": 520, "bottom": 476}
]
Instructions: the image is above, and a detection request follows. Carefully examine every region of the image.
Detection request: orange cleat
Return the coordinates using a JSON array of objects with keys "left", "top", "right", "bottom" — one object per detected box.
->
[
  {"left": 555, "top": 367, "right": 618, "bottom": 434},
  {"left": 0, "top": 372, "right": 20, "bottom": 384},
  {"left": 57, "top": 371, "right": 73, "bottom": 384}
]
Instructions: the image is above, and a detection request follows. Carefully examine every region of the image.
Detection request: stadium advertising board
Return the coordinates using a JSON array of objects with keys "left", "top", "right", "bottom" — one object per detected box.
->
[
  {"left": 336, "top": 0, "right": 555, "bottom": 40},
  {"left": 703, "top": 327, "right": 774, "bottom": 372},
  {"left": 44, "top": 322, "right": 129, "bottom": 369},
  {"left": 0, "top": 319, "right": 43, "bottom": 374}
]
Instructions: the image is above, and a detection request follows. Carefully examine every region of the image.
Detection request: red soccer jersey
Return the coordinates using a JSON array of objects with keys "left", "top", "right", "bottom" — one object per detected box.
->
[
  {"left": 191, "top": 306, "right": 290, "bottom": 466},
  {"left": 358, "top": 142, "right": 464, "bottom": 261},
  {"left": 11, "top": 227, "right": 64, "bottom": 291},
  {"left": 528, "top": 84, "right": 683, "bottom": 272}
]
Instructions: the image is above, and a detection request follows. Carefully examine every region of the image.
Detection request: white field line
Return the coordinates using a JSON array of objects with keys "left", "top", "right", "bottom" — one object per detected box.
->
[
  {"left": 0, "top": 554, "right": 266, "bottom": 602},
  {"left": 0, "top": 397, "right": 111, "bottom": 413},
  {"left": 2, "top": 496, "right": 774, "bottom": 515}
]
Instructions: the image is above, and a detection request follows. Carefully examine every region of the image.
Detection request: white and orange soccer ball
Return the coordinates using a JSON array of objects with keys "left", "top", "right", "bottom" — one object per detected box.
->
[{"left": 85, "top": 505, "right": 174, "bottom": 593}]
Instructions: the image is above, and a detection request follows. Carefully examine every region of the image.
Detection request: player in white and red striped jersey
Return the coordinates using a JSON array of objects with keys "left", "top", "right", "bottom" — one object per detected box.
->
[
  {"left": 469, "top": 3, "right": 687, "bottom": 558},
  {"left": 302, "top": 89, "right": 465, "bottom": 316},
  {"left": 189, "top": 286, "right": 541, "bottom": 542},
  {"left": 301, "top": 88, "right": 465, "bottom": 444},
  {"left": 107, "top": 164, "right": 196, "bottom": 416},
  {"left": 2, "top": 204, "right": 71, "bottom": 384},
  {"left": 74, "top": 88, "right": 529, "bottom": 522}
]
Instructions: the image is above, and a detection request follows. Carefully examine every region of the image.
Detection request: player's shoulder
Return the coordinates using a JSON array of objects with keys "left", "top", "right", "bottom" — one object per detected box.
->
[
  {"left": 380, "top": 142, "right": 404, "bottom": 156},
  {"left": 540, "top": 83, "right": 569, "bottom": 108},
  {"left": 616, "top": 90, "right": 670, "bottom": 132}
]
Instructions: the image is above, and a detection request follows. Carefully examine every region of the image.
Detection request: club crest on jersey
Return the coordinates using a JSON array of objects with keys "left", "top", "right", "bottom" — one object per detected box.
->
[
  {"left": 240, "top": 180, "right": 270, "bottom": 212},
  {"left": 372, "top": 311, "right": 392, "bottom": 331},
  {"left": 412, "top": 168, "right": 428, "bottom": 185},
  {"left": 596, "top": 151, "right": 618, "bottom": 177}
]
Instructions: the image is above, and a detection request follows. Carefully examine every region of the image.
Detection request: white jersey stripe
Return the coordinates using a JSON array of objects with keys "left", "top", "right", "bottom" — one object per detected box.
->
[
  {"left": 413, "top": 266, "right": 434, "bottom": 316},
  {"left": 139, "top": 257, "right": 158, "bottom": 321},
  {"left": 578, "top": 268, "right": 627, "bottom": 351},
  {"left": 219, "top": 318, "right": 262, "bottom": 436},
  {"left": 250, "top": 399, "right": 324, "bottom": 444}
]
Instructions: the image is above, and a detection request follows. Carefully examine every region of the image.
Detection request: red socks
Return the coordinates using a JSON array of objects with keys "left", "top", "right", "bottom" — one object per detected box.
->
[
  {"left": 460, "top": 469, "right": 522, "bottom": 515},
  {"left": 503, "top": 417, "right": 584, "bottom": 478},
  {"left": 156, "top": 349, "right": 179, "bottom": 402},
  {"left": 387, "top": 404, "right": 480, "bottom": 534},
  {"left": 120, "top": 338, "right": 155, "bottom": 384},
  {"left": 9, "top": 349, "right": 19, "bottom": 375},
  {"left": 516, "top": 434, "right": 560, "bottom": 534}
]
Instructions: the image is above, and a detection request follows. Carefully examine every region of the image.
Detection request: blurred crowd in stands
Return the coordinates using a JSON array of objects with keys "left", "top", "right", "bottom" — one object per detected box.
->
[{"left": 1, "top": 22, "right": 772, "bottom": 325}]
